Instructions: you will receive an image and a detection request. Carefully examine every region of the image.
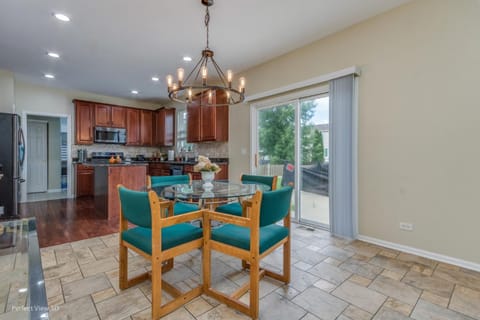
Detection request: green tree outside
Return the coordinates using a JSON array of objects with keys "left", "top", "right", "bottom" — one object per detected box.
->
[{"left": 258, "top": 100, "right": 325, "bottom": 165}]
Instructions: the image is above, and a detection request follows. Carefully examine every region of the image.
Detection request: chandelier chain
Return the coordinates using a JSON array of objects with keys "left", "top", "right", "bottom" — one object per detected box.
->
[{"left": 205, "top": 7, "right": 210, "bottom": 49}]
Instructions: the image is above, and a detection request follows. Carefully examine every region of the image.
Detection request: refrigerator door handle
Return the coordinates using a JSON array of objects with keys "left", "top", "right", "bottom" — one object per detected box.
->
[{"left": 18, "top": 128, "right": 25, "bottom": 167}]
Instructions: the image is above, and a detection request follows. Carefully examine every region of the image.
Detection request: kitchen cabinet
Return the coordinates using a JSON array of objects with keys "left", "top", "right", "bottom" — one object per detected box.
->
[
  {"left": 155, "top": 108, "right": 175, "bottom": 147},
  {"left": 126, "top": 108, "right": 141, "bottom": 145},
  {"left": 95, "top": 104, "right": 126, "bottom": 128},
  {"left": 74, "top": 100, "right": 94, "bottom": 145},
  {"left": 187, "top": 90, "right": 228, "bottom": 142},
  {"left": 149, "top": 163, "right": 170, "bottom": 176},
  {"left": 140, "top": 110, "right": 154, "bottom": 146},
  {"left": 216, "top": 163, "right": 229, "bottom": 180},
  {"left": 183, "top": 165, "right": 201, "bottom": 180},
  {"left": 76, "top": 164, "right": 94, "bottom": 197},
  {"left": 94, "top": 165, "right": 147, "bottom": 220}
]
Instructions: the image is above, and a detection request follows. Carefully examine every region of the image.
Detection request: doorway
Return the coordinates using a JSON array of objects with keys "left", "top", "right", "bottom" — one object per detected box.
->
[
  {"left": 23, "top": 113, "right": 71, "bottom": 202},
  {"left": 252, "top": 88, "right": 330, "bottom": 229},
  {"left": 27, "top": 119, "right": 48, "bottom": 193}
]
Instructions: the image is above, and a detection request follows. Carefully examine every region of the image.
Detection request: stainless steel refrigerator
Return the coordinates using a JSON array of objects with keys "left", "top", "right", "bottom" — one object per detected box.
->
[{"left": 0, "top": 113, "right": 25, "bottom": 219}]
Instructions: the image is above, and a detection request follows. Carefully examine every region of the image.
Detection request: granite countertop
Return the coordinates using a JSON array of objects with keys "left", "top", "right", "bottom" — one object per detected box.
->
[
  {"left": 147, "top": 158, "right": 229, "bottom": 165},
  {"left": 75, "top": 162, "right": 148, "bottom": 167},
  {"left": 73, "top": 158, "right": 228, "bottom": 165}
]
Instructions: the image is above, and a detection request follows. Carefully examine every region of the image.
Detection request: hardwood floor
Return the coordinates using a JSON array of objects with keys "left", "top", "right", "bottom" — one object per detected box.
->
[{"left": 19, "top": 196, "right": 119, "bottom": 248}]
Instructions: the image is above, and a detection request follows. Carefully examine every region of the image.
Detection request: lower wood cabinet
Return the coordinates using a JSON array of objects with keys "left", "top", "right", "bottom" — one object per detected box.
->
[
  {"left": 148, "top": 163, "right": 171, "bottom": 176},
  {"left": 76, "top": 164, "right": 94, "bottom": 197}
]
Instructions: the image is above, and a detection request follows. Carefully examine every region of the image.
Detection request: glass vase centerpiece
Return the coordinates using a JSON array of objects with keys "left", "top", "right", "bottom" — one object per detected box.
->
[{"left": 194, "top": 155, "right": 221, "bottom": 190}]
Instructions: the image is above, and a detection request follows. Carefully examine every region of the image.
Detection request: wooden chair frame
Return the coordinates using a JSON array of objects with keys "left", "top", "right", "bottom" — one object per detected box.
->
[
  {"left": 118, "top": 185, "right": 203, "bottom": 319},
  {"left": 202, "top": 190, "right": 291, "bottom": 319}
]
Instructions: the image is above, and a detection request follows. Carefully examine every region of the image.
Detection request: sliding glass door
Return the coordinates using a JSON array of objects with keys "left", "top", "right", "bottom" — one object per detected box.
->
[
  {"left": 299, "top": 95, "right": 329, "bottom": 227},
  {"left": 253, "top": 92, "right": 330, "bottom": 228},
  {"left": 256, "top": 102, "right": 296, "bottom": 218}
]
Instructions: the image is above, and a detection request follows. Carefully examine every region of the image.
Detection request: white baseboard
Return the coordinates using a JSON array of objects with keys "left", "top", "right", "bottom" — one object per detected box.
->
[
  {"left": 47, "top": 189, "right": 64, "bottom": 193},
  {"left": 357, "top": 234, "right": 480, "bottom": 273}
]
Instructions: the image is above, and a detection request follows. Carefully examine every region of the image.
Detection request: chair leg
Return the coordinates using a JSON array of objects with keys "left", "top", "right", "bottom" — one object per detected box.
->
[
  {"left": 151, "top": 256, "right": 163, "bottom": 320},
  {"left": 249, "top": 257, "right": 260, "bottom": 320},
  {"left": 119, "top": 243, "right": 128, "bottom": 290},
  {"left": 203, "top": 212, "right": 211, "bottom": 292},
  {"left": 283, "top": 238, "right": 291, "bottom": 283}
]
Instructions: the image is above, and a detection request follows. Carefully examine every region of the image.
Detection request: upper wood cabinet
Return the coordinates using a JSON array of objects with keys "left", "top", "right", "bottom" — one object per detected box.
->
[
  {"left": 73, "top": 99, "right": 165, "bottom": 147},
  {"left": 140, "top": 110, "right": 154, "bottom": 146},
  {"left": 74, "top": 100, "right": 94, "bottom": 145},
  {"left": 94, "top": 104, "right": 126, "bottom": 128},
  {"left": 187, "top": 90, "right": 228, "bottom": 142},
  {"left": 126, "top": 108, "right": 141, "bottom": 146},
  {"left": 155, "top": 108, "right": 175, "bottom": 147}
]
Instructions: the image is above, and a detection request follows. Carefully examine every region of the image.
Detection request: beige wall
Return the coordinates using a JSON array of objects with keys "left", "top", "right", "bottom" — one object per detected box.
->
[
  {"left": 15, "top": 80, "right": 160, "bottom": 133},
  {"left": 230, "top": 0, "right": 480, "bottom": 264},
  {"left": 0, "top": 70, "right": 14, "bottom": 113}
]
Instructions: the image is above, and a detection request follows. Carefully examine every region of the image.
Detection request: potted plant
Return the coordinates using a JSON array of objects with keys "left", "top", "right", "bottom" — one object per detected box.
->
[{"left": 194, "top": 155, "right": 221, "bottom": 189}]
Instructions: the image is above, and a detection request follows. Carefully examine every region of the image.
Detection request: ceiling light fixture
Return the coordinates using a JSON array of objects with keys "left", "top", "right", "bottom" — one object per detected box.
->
[
  {"left": 44, "top": 74, "right": 55, "bottom": 79},
  {"left": 131, "top": 90, "right": 139, "bottom": 94},
  {"left": 166, "top": 0, "right": 245, "bottom": 106},
  {"left": 151, "top": 77, "right": 159, "bottom": 82},
  {"left": 183, "top": 56, "right": 192, "bottom": 62},
  {"left": 47, "top": 52, "right": 60, "bottom": 58},
  {"left": 53, "top": 13, "right": 70, "bottom": 22}
]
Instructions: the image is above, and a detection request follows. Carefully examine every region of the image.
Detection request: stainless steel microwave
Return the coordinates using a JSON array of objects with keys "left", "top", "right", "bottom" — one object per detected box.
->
[{"left": 94, "top": 127, "right": 126, "bottom": 144}]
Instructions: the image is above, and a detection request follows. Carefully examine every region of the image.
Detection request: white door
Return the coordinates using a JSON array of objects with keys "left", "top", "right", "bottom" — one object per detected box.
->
[{"left": 27, "top": 120, "right": 48, "bottom": 193}]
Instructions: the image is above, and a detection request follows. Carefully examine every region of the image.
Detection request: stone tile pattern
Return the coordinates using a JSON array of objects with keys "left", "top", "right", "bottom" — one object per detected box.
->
[{"left": 30, "top": 225, "right": 480, "bottom": 320}]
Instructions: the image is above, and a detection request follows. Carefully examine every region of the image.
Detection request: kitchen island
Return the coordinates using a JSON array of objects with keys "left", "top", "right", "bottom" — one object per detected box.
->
[{"left": 82, "top": 163, "right": 147, "bottom": 220}]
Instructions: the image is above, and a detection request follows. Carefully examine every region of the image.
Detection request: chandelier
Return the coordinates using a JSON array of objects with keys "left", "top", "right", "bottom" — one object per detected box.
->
[{"left": 166, "top": 0, "right": 245, "bottom": 106}]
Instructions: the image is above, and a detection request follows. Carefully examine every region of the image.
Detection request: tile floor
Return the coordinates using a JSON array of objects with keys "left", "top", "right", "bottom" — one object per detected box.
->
[{"left": 34, "top": 224, "right": 480, "bottom": 320}]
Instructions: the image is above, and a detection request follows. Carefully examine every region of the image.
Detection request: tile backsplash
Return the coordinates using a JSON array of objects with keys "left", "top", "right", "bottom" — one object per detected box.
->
[{"left": 72, "top": 142, "right": 228, "bottom": 159}]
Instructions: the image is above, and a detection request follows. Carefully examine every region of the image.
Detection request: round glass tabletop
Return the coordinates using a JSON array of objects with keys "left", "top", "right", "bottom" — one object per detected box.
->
[{"left": 158, "top": 180, "right": 270, "bottom": 201}]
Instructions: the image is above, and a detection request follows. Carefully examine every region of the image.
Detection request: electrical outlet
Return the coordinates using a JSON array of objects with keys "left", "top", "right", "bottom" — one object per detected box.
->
[{"left": 399, "top": 222, "right": 413, "bottom": 231}]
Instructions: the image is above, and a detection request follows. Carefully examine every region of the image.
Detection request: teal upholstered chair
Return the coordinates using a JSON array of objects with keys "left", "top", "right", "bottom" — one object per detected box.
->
[
  {"left": 147, "top": 174, "right": 200, "bottom": 215},
  {"left": 215, "top": 174, "right": 278, "bottom": 216},
  {"left": 203, "top": 186, "right": 293, "bottom": 319},
  {"left": 117, "top": 185, "right": 203, "bottom": 319}
]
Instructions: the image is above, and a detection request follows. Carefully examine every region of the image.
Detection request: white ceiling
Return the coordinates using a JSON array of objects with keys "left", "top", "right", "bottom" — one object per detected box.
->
[{"left": 0, "top": 0, "right": 410, "bottom": 103}]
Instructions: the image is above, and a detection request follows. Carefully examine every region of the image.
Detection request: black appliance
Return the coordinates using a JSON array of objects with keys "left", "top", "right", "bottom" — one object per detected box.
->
[
  {"left": 170, "top": 165, "right": 183, "bottom": 176},
  {"left": 94, "top": 127, "right": 126, "bottom": 144},
  {"left": 0, "top": 113, "right": 25, "bottom": 219}
]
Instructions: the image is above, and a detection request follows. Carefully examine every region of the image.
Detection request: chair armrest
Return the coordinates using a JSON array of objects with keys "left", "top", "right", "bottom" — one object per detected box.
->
[
  {"left": 162, "top": 210, "right": 204, "bottom": 227},
  {"left": 206, "top": 211, "right": 250, "bottom": 227},
  {"left": 158, "top": 200, "right": 174, "bottom": 217}
]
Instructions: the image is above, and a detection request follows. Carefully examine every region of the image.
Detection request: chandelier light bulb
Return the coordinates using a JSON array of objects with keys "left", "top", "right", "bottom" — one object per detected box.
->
[
  {"left": 188, "top": 88, "right": 193, "bottom": 101},
  {"left": 166, "top": 75, "right": 173, "bottom": 90},
  {"left": 239, "top": 77, "right": 246, "bottom": 93},
  {"left": 208, "top": 90, "right": 213, "bottom": 104},
  {"left": 227, "top": 70, "right": 233, "bottom": 87},
  {"left": 177, "top": 68, "right": 184, "bottom": 84}
]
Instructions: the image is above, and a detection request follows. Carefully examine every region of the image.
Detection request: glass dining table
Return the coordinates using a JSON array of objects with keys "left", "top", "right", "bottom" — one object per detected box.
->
[{"left": 154, "top": 180, "right": 270, "bottom": 209}]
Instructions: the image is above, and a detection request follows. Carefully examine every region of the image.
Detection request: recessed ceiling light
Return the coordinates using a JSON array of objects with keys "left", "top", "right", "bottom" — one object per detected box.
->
[
  {"left": 44, "top": 74, "right": 55, "bottom": 79},
  {"left": 183, "top": 56, "right": 192, "bottom": 62},
  {"left": 151, "top": 77, "right": 159, "bottom": 82},
  {"left": 47, "top": 52, "right": 60, "bottom": 58},
  {"left": 131, "top": 90, "right": 139, "bottom": 94},
  {"left": 53, "top": 13, "right": 70, "bottom": 22}
]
